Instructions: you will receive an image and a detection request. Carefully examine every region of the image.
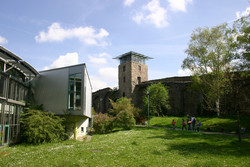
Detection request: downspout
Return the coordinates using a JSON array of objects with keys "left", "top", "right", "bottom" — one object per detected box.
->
[{"left": 74, "top": 117, "right": 77, "bottom": 140}]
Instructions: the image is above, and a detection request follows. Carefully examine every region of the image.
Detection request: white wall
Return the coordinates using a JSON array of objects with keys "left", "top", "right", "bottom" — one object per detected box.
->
[{"left": 84, "top": 66, "right": 92, "bottom": 118}]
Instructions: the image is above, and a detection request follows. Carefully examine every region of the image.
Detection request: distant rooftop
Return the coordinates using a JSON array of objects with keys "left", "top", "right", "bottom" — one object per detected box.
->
[
  {"left": 113, "top": 51, "right": 153, "bottom": 64},
  {"left": 113, "top": 51, "right": 153, "bottom": 60}
]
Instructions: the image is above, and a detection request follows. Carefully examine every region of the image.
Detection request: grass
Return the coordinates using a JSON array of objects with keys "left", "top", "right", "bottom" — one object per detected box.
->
[
  {"left": 1, "top": 127, "right": 250, "bottom": 167},
  {"left": 150, "top": 115, "right": 250, "bottom": 134}
]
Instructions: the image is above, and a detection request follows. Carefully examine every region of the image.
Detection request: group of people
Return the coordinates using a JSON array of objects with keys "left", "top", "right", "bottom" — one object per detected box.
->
[{"left": 172, "top": 114, "right": 201, "bottom": 131}]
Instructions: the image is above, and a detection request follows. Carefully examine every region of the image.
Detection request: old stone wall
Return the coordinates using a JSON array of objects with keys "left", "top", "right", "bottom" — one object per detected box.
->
[
  {"left": 92, "top": 75, "right": 250, "bottom": 116},
  {"left": 132, "top": 76, "right": 201, "bottom": 116},
  {"left": 92, "top": 88, "right": 120, "bottom": 114}
]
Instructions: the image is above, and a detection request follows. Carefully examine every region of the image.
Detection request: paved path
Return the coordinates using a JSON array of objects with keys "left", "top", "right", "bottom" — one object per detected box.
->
[
  {"left": 85, "top": 135, "right": 92, "bottom": 142},
  {"left": 136, "top": 125, "right": 250, "bottom": 138}
]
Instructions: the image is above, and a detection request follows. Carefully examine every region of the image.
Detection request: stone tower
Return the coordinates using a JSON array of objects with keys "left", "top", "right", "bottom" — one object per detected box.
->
[{"left": 114, "top": 51, "right": 152, "bottom": 98}]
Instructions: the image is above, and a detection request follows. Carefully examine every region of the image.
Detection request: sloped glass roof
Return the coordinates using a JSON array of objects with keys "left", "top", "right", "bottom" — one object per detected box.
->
[{"left": 0, "top": 46, "right": 39, "bottom": 77}]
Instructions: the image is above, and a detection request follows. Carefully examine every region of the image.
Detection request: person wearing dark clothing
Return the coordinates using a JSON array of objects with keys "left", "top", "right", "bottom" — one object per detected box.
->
[{"left": 197, "top": 120, "right": 201, "bottom": 132}]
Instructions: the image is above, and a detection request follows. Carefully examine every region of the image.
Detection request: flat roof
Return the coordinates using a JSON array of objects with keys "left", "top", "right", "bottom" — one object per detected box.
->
[
  {"left": 39, "top": 63, "right": 86, "bottom": 73},
  {"left": 113, "top": 51, "right": 153, "bottom": 59},
  {"left": 0, "top": 46, "right": 39, "bottom": 76}
]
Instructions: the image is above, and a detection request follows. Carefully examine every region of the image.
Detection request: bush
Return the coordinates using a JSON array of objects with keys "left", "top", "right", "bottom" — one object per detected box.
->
[
  {"left": 115, "top": 110, "right": 136, "bottom": 130},
  {"left": 20, "top": 109, "right": 68, "bottom": 144},
  {"left": 93, "top": 113, "right": 114, "bottom": 134},
  {"left": 110, "top": 97, "right": 141, "bottom": 123}
]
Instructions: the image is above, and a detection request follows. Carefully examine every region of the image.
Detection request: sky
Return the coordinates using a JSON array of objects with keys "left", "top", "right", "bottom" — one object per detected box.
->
[{"left": 0, "top": 0, "right": 249, "bottom": 92}]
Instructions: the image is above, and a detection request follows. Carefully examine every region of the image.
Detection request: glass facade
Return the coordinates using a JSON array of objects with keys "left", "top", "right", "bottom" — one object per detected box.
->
[
  {"left": 0, "top": 72, "right": 27, "bottom": 145},
  {"left": 120, "top": 55, "right": 146, "bottom": 64},
  {"left": 68, "top": 73, "right": 82, "bottom": 110}
]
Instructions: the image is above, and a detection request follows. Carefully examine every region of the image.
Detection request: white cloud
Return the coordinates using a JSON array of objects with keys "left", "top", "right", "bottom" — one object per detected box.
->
[
  {"left": 0, "top": 36, "right": 8, "bottom": 44},
  {"left": 168, "top": 0, "right": 192, "bottom": 12},
  {"left": 236, "top": 7, "right": 250, "bottom": 19},
  {"left": 90, "top": 67, "right": 118, "bottom": 92},
  {"left": 43, "top": 52, "right": 79, "bottom": 70},
  {"left": 132, "top": 0, "right": 168, "bottom": 28},
  {"left": 177, "top": 68, "right": 191, "bottom": 76},
  {"left": 90, "top": 75, "right": 108, "bottom": 92},
  {"left": 35, "top": 22, "right": 109, "bottom": 46},
  {"left": 88, "top": 55, "right": 107, "bottom": 65},
  {"left": 124, "top": 0, "right": 135, "bottom": 6},
  {"left": 98, "top": 52, "right": 111, "bottom": 58},
  {"left": 98, "top": 67, "right": 118, "bottom": 81},
  {"left": 88, "top": 52, "right": 111, "bottom": 65}
]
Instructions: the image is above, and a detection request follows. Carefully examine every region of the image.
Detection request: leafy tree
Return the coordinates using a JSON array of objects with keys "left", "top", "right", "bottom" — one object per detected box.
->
[
  {"left": 109, "top": 97, "right": 141, "bottom": 121},
  {"left": 182, "top": 24, "right": 235, "bottom": 116},
  {"left": 20, "top": 109, "right": 67, "bottom": 144},
  {"left": 114, "top": 110, "right": 135, "bottom": 130},
  {"left": 231, "top": 15, "right": 250, "bottom": 142},
  {"left": 233, "top": 14, "right": 250, "bottom": 75},
  {"left": 110, "top": 97, "right": 138, "bottom": 129},
  {"left": 143, "top": 82, "right": 170, "bottom": 116}
]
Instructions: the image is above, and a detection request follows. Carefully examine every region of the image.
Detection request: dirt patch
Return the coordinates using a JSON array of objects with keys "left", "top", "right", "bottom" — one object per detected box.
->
[{"left": 91, "top": 149, "right": 103, "bottom": 152}]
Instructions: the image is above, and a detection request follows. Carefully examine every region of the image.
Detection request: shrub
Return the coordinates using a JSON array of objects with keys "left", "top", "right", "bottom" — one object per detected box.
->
[
  {"left": 115, "top": 110, "right": 135, "bottom": 130},
  {"left": 110, "top": 97, "right": 141, "bottom": 123},
  {"left": 93, "top": 113, "right": 114, "bottom": 134},
  {"left": 20, "top": 109, "right": 68, "bottom": 144}
]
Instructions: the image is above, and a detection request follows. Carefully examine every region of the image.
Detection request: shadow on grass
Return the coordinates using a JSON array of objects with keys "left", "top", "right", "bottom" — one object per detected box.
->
[
  {"left": 147, "top": 129, "right": 250, "bottom": 157},
  {"left": 167, "top": 141, "right": 250, "bottom": 157}
]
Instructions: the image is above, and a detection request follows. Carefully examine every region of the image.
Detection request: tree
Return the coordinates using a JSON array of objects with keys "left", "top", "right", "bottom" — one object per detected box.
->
[
  {"left": 109, "top": 97, "right": 141, "bottom": 121},
  {"left": 143, "top": 82, "right": 170, "bottom": 116},
  {"left": 231, "top": 15, "right": 250, "bottom": 142},
  {"left": 233, "top": 14, "right": 250, "bottom": 75},
  {"left": 182, "top": 24, "right": 235, "bottom": 116},
  {"left": 109, "top": 97, "right": 138, "bottom": 129}
]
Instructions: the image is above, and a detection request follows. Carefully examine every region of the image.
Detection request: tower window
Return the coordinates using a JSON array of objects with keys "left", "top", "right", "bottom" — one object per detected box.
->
[
  {"left": 138, "top": 65, "right": 141, "bottom": 71},
  {"left": 123, "top": 65, "right": 126, "bottom": 72},
  {"left": 123, "top": 92, "right": 125, "bottom": 97},
  {"left": 137, "top": 77, "right": 141, "bottom": 84},
  {"left": 123, "top": 76, "right": 126, "bottom": 83}
]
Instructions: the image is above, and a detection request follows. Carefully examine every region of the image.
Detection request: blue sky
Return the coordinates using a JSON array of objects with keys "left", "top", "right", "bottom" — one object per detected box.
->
[{"left": 0, "top": 0, "right": 249, "bottom": 91}]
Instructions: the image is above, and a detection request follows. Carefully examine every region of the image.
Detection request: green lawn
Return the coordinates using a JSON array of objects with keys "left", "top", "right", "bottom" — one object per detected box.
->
[
  {"left": 1, "top": 127, "right": 250, "bottom": 167},
  {"left": 150, "top": 116, "right": 250, "bottom": 134}
]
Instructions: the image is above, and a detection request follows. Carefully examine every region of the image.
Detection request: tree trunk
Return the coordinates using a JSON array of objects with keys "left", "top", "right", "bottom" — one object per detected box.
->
[
  {"left": 216, "top": 98, "right": 220, "bottom": 117},
  {"left": 237, "top": 109, "right": 241, "bottom": 143}
]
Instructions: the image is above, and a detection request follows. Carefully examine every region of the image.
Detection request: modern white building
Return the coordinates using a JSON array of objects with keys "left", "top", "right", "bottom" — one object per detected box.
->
[
  {"left": 0, "top": 46, "right": 92, "bottom": 145},
  {"left": 32, "top": 64, "right": 92, "bottom": 139}
]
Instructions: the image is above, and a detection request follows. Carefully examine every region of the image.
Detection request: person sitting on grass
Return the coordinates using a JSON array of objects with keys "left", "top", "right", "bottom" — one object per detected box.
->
[
  {"left": 196, "top": 120, "right": 201, "bottom": 132},
  {"left": 172, "top": 120, "right": 176, "bottom": 129},
  {"left": 182, "top": 119, "right": 187, "bottom": 130}
]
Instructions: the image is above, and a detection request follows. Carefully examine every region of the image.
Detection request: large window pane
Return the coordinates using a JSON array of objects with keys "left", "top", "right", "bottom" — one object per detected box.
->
[{"left": 68, "top": 73, "right": 82, "bottom": 110}]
